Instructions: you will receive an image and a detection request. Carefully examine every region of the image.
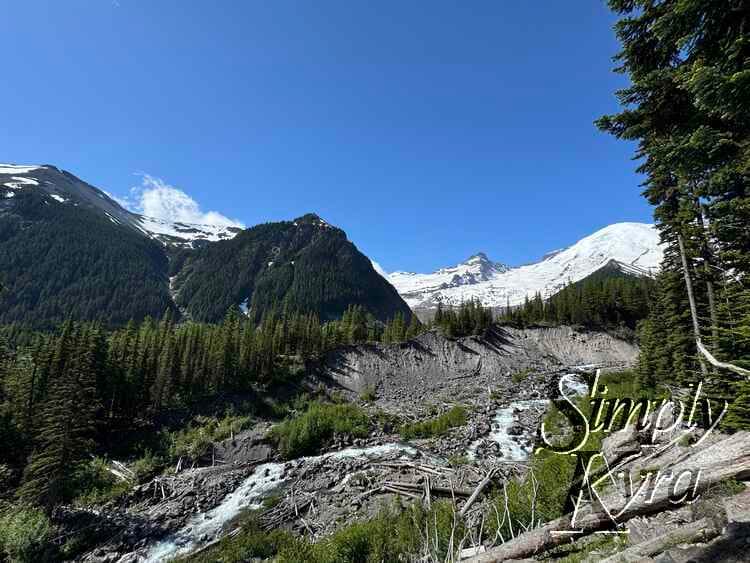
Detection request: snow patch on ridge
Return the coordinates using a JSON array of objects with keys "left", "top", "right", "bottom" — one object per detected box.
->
[
  {"left": 0, "top": 164, "right": 41, "bottom": 175},
  {"left": 136, "top": 215, "right": 242, "bottom": 246}
]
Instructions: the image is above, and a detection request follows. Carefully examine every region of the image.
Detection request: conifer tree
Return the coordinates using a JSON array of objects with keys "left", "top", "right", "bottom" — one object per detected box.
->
[{"left": 17, "top": 324, "right": 99, "bottom": 510}]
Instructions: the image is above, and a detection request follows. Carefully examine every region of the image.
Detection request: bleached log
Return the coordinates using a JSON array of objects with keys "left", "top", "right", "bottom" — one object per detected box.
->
[
  {"left": 382, "top": 481, "right": 473, "bottom": 497},
  {"left": 697, "top": 339, "right": 750, "bottom": 378},
  {"left": 468, "top": 432, "right": 750, "bottom": 562},
  {"left": 677, "top": 232, "right": 709, "bottom": 377},
  {"left": 459, "top": 469, "right": 496, "bottom": 518},
  {"left": 598, "top": 516, "right": 722, "bottom": 562}
]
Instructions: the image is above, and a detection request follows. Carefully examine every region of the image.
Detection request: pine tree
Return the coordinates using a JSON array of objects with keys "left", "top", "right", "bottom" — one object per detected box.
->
[
  {"left": 17, "top": 324, "right": 99, "bottom": 509},
  {"left": 598, "top": 0, "right": 750, "bottom": 425}
]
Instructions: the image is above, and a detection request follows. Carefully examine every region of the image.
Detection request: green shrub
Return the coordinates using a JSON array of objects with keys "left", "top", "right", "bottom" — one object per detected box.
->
[
  {"left": 177, "top": 517, "right": 295, "bottom": 563},
  {"left": 0, "top": 505, "right": 52, "bottom": 563},
  {"left": 72, "top": 457, "right": 131, "bottom": 506},
  {"left": 170, "top": 414, "right": 253, "bottom": 462},
  {"left": 359, "top": 386, "right": 377, "bottom": 402},
  {"left": 131, "top": 449, "right": 166, "bottom": 483},
  {"left": 399, "top": 405, "right": 468, "bottom": 440},
  {"left": 511, "top": 369, "right": 532, "bottom": 384},
  {"left": 181, "top": 499, "right": 465, "bottom": 563},
  {"left": 277, "top": 500, "right": 462, "bottom": 563},
  {"left": 269, "top": 402, "right": 371, "bottom": 459}
]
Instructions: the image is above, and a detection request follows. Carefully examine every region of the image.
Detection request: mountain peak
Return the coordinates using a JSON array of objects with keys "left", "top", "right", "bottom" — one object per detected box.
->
[
  {"left": 293, "top": 213, "right": 333, "bottom": 229},
  {"left": 466, "top": 252, "right": 490, "bottom": 263}
]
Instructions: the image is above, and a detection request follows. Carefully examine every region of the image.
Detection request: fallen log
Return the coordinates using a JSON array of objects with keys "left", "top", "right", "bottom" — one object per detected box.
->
[
  {"left": 459, "top": 469, "right": 497, "bottom": 518},
  {"left": 598, "top": 516, "right": 723, "bottom": 562},
  {"left": 467, "top": 431, "right": 750, "bottom": 562},
  {"left": 382, "top": 481, "right": 474, "bottom": 497},
  {"left": 383, "top": 485, "right": 421, "bottom": 499}
]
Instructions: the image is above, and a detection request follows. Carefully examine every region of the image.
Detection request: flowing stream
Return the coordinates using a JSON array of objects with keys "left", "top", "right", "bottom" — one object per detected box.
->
[
  {"left": 466, "top": 373, "right": 589, "bottom": 462},
  {"left": 143, "top": 374, "right": 591, "bottom": 561},
  {"left": 466, "top": 399, "right": 549, "bottom": 461},
  {"left": 142, "top": 443, "right": 423, "bottom": 562}
]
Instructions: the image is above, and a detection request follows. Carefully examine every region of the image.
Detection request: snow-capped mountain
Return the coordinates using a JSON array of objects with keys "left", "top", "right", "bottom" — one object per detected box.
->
[
  {"left": 1, "top": 163, "right": 411, "bottom": 326},
  {"left": 388, "top": 252, "right": 509, "bottom": 296},
  {"left": 1, "top": 163, "right": 242, "bottom": 248},
  {"left": 388, "top": 223, "right": 663, "bottom": 310}
]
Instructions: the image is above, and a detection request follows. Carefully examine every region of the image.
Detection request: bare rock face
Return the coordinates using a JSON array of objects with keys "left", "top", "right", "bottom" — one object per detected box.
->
[
  {"left": 315, "top": 326, "right": 638, "bottom": 413},
  {"left": 213, "top": 426, "right": 274, "bottom": 466}
]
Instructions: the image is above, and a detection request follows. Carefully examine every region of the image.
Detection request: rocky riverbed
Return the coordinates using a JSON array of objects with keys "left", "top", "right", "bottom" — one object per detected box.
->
[{"left": 73, "top": 327, "right": 639, "bottom": 562}]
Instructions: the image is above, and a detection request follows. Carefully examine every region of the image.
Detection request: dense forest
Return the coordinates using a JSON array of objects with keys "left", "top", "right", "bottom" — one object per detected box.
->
[
  {"left": 171, "top": 214, "right": 413, "bottom": 323},
  {"left": 0, "top": 305, "right": 425, "bottom": 514},
  {"left": 0, "top": 189, "right": 175, "bottom": 329},
  {"left": 597, "top": 0, "right": 750, "bottom": 429},
  {"left": 499, "top": 263, "right": 655, "bottom": 331}
]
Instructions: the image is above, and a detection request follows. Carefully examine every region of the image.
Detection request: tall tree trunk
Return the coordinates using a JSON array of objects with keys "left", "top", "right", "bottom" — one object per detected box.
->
[
  {"left": 699, "top": 204, "right": 720, "bottom": 350},
  {"left": 677, "top": 232, "right": 709, "bottom": 377}
]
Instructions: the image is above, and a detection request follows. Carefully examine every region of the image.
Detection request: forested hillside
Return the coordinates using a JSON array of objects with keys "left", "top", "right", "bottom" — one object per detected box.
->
[
  {"left": 0, "top": 187, "right": 174, "bottom": 329},
  {"left": 171, "top": 214, "right": 413, "bottom": 323},
  {"left": 0, "top": 305, "right": 418, "bottom": 518},
  {"left": 0, "top": 164, "right": 413, "bottom": 328},
  {"left": 499, "top": 261, "right": 655, "bottom": 330}
]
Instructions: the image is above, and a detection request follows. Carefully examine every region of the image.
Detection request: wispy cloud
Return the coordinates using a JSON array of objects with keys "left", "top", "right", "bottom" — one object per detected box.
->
[{"left": 125, "top": 174, "right": 244, "bottom": 228}]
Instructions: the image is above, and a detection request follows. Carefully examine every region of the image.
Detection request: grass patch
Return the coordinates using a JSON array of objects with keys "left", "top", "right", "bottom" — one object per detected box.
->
[
  {"left": 359, "top": 386, "right": 378, "bottom": 402},
  {"left": 548, "top": 533, "right": 627, "bottom": 562},
  {"left": 448, "top": 454, "right": 470, "bottom": 467},
  {"left": 170, "top": 413, "right": 253, "bottom": 463},
  {"left": 177, "top": 515, "right": 295, "bottom": 563},
  {"left": 399, "top": 405, "right": 468, "bottom": 440},
  {"left": 511, "top": 369, "right": 533, "bottom": 384},
  {"left": 181, "top": 500, "right": 465, "bottom": 563},
  {"left": 269, "top": 401, "right": 371, "bottom": 459}
]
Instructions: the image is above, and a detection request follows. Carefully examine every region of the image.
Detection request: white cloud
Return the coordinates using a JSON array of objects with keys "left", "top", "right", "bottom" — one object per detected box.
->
[{"left": 127, "top": 174, "right": 244, "bottom": 228}]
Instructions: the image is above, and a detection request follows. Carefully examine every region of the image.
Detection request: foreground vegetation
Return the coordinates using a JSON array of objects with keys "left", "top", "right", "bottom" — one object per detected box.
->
[
  {"left": 399, "top": 405, "right": 468, "bottom": 440},
  {"left": 269, "top": 401, "right": 371, "bottom": 459},
  {"left": 180, "top": 499, "right": 464, "bottom": 563},
  {"left": 484, "top": 371, "right": 655, "bottom": 544}
]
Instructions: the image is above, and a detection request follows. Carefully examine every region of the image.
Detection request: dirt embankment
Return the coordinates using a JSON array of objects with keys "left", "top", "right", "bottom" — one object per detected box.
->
[{"left": 314, "top": 326, "right": 638, "bottom": 414}]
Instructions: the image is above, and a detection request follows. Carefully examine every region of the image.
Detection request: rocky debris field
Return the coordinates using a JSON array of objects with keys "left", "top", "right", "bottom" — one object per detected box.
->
[
  {"left": 72, "top": 326, "right": 649, "bottom": 562},
  {"left": 314, "top": 326, "right": 637, "bottom": 416}
]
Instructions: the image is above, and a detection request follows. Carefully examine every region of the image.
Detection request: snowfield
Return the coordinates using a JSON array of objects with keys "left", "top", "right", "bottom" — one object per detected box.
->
[
  {"left": 388, "top": 223, "right": 663, "bottom": 309},
  {"left": 0, "top": 164, "right": 42, "bottom": 175},
  {"left": 135, "top": 215, "right": 241, "bottom": 246}
]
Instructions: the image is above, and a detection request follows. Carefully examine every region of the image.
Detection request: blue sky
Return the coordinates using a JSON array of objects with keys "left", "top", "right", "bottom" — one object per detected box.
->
[{"left": 1, "top": 1, "right": 651, "bottom": 272}]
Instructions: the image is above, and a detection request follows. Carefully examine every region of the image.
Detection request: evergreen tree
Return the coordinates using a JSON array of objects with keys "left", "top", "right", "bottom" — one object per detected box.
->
[
  {"left": 17, "top": 324, "right": 99, "bottom": 509},
  {"left": 598, "top": 0, "right": 750, "bottom": 425}
]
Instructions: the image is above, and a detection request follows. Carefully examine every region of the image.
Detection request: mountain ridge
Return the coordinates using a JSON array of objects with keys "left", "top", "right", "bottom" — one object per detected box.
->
[
  {"left": 0, "top": 164, "right": 412, "bottom": 326},
  {"left": 387, "top": 222, "right": 663, "bottom": 311}
]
